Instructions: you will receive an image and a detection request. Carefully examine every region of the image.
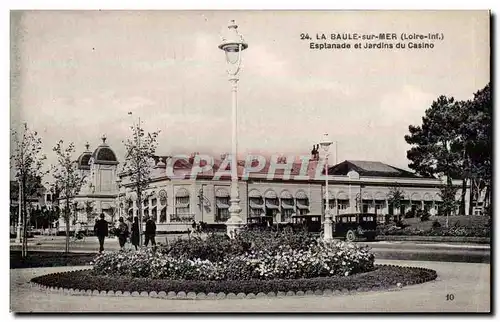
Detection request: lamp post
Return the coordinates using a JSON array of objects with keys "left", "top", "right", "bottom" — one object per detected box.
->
[
  {"left": 320, "top": 133, "right": 333, "bottom": 241},
  {"left": 116, "top": 177, "right": 122, "bottom": 219},
  {"left": 218, "top": 20, "right": 248, "bottom": 239},
  {"left": 15, "top": 181, "right": 22, "bottom": 243}
]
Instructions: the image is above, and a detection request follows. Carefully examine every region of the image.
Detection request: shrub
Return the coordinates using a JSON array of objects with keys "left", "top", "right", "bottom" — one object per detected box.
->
[
  {"left": 420, "top": 212, "right": 431, "bottom": 222},
  {"left": 432, "top": 220, "right": 441, "bottom": 229}
]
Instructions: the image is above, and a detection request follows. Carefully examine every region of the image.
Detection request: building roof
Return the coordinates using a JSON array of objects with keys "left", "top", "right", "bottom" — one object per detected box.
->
[
  {"left": 76, "top": 143, "right": 92, "bottom": 170},
  {"left": 91, "top": 136, "right": 119, "bottom": 165},
  {"left": 328, "top": 160, "right": 418, "bottom": 178}
]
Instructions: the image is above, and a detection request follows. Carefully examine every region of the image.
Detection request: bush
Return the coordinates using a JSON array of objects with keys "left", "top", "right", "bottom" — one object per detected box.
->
[
  {"left": 32, "top": 265, "right": 437, "bottom": 294},
  {"left": 432, "top": 220, "right": 441, "bottom": 229},
  {"left": 92, "top": 232, "right": 375, "bottom": 281},
  {"left": 420, "top": 212, "right": 431, "bottom": 222}
]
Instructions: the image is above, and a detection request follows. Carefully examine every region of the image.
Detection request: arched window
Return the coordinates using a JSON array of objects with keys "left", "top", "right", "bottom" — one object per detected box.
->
[
  {"left": 172, "top": 187, "right": 192, "bottom": 222},
  {"left": 248, "top": 189, "right": 264, "bottom": 218},
  {"left": 264, "top": 190, "right": 279, "bottom": 220},
  {"left": 295, "top": 190, "right": 309, "bottom": 215},
  {"left": 280, "top": 190, "right": 294, "bottom": 222}
]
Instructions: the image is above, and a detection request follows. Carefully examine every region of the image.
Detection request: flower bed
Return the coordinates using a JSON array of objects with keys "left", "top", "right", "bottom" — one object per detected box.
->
[
  {"left": 92, "top": 231, "right": 375, "bottom": 280},
  {"left": 31, "top": 264, "right": 437, "bottom": 296}
]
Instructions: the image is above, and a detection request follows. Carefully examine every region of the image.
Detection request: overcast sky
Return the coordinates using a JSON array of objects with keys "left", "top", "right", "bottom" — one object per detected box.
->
[{"left": 10, "top": 10, "right": 490, "bottom": 177}]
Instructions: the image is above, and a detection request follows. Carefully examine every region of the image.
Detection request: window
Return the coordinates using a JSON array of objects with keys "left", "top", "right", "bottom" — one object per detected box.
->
[
  {"left": 341, "top": 217, "right": 348, "bottom": 223},
  {"left": 216, "top": 197, "right": 230, "bottom": 222},
  {"left": 349, "top": 216, "right": 356, "bottom": 222},
  {"left": 172, "top": 188, "right": 192, "bottom": 222},
  {"left": 296, "top": 197, "right": 309, "bottom": 216},
  {"left": 160, "top": 208, "right": 167, "bottom": 223},
  {"left": 249, "top": 197, "right": 265, "bottom": 217},
  {"left": 281, "top": 197, "right": 294, "bottom": 222}
]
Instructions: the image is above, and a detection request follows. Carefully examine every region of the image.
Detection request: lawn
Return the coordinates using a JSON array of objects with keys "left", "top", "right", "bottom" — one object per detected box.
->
[{"left": 10, "top": 251, "right": 95, "bottom": 269}]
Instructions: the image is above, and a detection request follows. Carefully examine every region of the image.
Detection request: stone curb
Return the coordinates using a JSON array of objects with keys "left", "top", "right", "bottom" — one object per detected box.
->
[{"left": 29, "top": 265, "right": 438, "bottom": 300}]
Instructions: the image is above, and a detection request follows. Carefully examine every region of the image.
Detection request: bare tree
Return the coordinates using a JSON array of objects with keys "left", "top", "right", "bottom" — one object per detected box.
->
[
  {"left": 10, "top": 123, "right": 46, "bottom": 258},
  {"left": 122, "top": 121, "right": 159, "bottom": 245},
  {"left": 52, "top": 140, "right": 85, "bottom": 253}
]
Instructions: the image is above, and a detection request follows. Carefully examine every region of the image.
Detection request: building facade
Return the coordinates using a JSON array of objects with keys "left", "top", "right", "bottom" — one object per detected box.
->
[{"left": 58, "top": 138, "right": 476, "bottom": 232}]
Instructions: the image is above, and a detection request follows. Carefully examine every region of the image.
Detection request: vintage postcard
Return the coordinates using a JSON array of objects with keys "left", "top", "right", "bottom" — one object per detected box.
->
[{"left": 9, "top": 10, "right": 491, "bottom": 313}]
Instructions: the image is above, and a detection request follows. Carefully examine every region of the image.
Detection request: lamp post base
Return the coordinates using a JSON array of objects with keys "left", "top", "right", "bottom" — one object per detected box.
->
[
  {"left": 323, "top": 211, "right": 334, "bottom": 241},
  {"left": 15, "top": 225, "right": 22, "bottom": 243},
  {"left": 226, "top": 196, "right": 244, "bottom": 239},
  {"left": 323, "top": 221, "right": 333, "bottom": 241}
]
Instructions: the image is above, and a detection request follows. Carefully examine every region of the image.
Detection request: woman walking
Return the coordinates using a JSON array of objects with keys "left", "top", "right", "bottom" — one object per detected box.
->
[{"left": 131, "top": 217, "right": 140, "bottom": 250}]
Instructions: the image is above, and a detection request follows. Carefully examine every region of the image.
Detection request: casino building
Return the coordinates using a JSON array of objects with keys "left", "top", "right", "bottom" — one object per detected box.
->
[{"left": 62, "top": 136, "right": 473, "bottom": 233}]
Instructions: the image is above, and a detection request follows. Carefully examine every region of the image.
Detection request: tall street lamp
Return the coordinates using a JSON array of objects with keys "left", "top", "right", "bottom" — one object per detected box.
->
[
  {"left": 320, "top": 133, "right": 333, "bottom": 241},
  {"left": 218, "top": 20, "right": 248, "bottom": 238}
]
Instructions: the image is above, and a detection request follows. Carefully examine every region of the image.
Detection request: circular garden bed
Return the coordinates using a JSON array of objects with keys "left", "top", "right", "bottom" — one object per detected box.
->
[{"left": 30, "top": 264, "right": 437, "bottom": 298}]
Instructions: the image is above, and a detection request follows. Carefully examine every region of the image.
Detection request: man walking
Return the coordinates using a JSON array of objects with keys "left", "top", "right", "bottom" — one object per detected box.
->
[
  {"left": 117, "top": 217, "right": 129, "bottom": 250},
  {"left": 93, "top": 213, "right": 108, "bottom": 253},
  {"left": 144, "top": 215, "right": 156, "bottom": 247}
]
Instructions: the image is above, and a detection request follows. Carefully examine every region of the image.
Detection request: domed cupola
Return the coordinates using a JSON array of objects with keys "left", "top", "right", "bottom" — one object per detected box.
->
[
  {"left": 90, "top": 135, "right": 119, "bottom": 165},
  {"left": 76, "top": 142, "right": 92, "bottom": 170}
]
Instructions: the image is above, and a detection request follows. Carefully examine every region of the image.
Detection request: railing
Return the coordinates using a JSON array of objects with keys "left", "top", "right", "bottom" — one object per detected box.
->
[{"left": 169, "top": 213, "right": 195, "bottom": 223}]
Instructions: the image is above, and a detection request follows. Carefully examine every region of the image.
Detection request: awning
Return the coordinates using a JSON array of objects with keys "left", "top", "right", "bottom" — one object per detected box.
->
[
  {"left": 264, "top": 190, "right": 278, "bottom": 199},
  {"left": 216, "top": 200, "right": 230, "bottom": 209},
  {"left": 215, "top": 188, "right": 230, "bottom": 198},
  {"left": 265, "top": 200, "right": 279, "bottom": 209},
  {"left": 296, "top": 203, "right": 310, "bottom": 210},
  {"left": 249, "top": 200, "right": 265, "bottom": 209},
  {"left": 281, "top": 203, "right": 294, "bottom": 210},
  {"left": 297, "top": 198, "right": 309, "bottom": 207},
  {"left": 373, "top": 192, "right": 386, "bottom": 200},
  {"left": 175, "top": 188, "right": 190, "bottom": 198},
  {"left": 175, "top": 202, "right": 190, "bottom": 208}
]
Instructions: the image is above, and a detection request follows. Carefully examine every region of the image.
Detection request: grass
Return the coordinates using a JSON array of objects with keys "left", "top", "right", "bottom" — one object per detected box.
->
[
  {"left": 31, "top": 265, "right": 437, "bottom": 294},
  {"left": 10, "top": 251, "right": 96, "bottom": 269}
]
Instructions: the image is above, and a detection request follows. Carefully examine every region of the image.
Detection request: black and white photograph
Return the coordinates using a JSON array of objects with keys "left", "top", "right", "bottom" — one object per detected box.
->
[{"left": 8, "top": 9, "right": 491, "bottom": 313}]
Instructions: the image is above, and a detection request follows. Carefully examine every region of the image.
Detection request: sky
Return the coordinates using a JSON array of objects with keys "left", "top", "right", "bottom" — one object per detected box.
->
[{"left": 10, "top": 10, "right": 490, "bottom": 178}]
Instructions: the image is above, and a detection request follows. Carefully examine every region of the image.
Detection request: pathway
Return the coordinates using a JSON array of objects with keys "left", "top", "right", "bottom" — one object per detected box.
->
[{"left": 10, "top": 259, "right": 490, "bottom": 312}]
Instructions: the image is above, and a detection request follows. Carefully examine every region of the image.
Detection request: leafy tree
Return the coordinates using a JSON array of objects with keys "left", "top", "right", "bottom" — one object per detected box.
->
[
  {"left": 52, "top": 140, "right": 85, "bottom": 253},
  {"left": 84, "top": 200, "right": 95, "bottom": 224},
  {"left": 457, "top": 83, "right": 491, "bottom": 215},
  {"left": 122, "top": 121, "right": 160, "bottom": 245},
  {"left": 438, "top": 181, "right": 459, "bottom": 227},
  {"left": 10, "top": 123, "right": 46, "bottom": 257}
]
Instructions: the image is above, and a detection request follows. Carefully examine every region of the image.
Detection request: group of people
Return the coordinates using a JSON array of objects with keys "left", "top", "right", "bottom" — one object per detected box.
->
[{"left": 93, "top": 213, "right": 157, "bottom": 253}]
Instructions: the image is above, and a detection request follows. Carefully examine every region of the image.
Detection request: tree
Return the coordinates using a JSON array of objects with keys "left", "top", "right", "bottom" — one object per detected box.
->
[
  {"left": 52, "top": 140, "right": 85, "bottom": 253},
  {"left": 405, "top": 96, "right": 466, "bottom": 218},
  {"left": 10, "top": 123, "right": 46, "bottom": 258},
  {"left": 387, "top": 185, "right": 405, "bottom": 218},
  {"left": 457, "top": 83, "right": 492, "bottom": 215},
  {"left": 438, "top": 180, "right": 459, "bottom": 227},
  {"left": 122, "top": 121, "right": 160, "bottom": 245},
  {"left": 84, "top": 200, "right": 95, "bottom": 224}
]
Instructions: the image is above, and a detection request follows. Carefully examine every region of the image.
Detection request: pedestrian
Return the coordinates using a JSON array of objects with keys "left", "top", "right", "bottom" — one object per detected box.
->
[
  {"left": 93, "top": 213, "right": 108, "bottom": 253},
  {"left": 144, "top": 215, "right": 156, "bottom": 247},
  {"left": 190, "top": 219, "right": 197, "bottom": 237},
  {"left": 117, "top": 217, "right": 129, "bottom": 250},
  {"left": 131, "top": 217, "right": 140, "bottom": 250}
]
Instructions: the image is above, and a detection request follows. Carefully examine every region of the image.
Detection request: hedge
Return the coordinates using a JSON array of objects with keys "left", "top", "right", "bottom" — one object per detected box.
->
[{"left": 31, "top": 264, "right": 437, "bottom": 296}]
